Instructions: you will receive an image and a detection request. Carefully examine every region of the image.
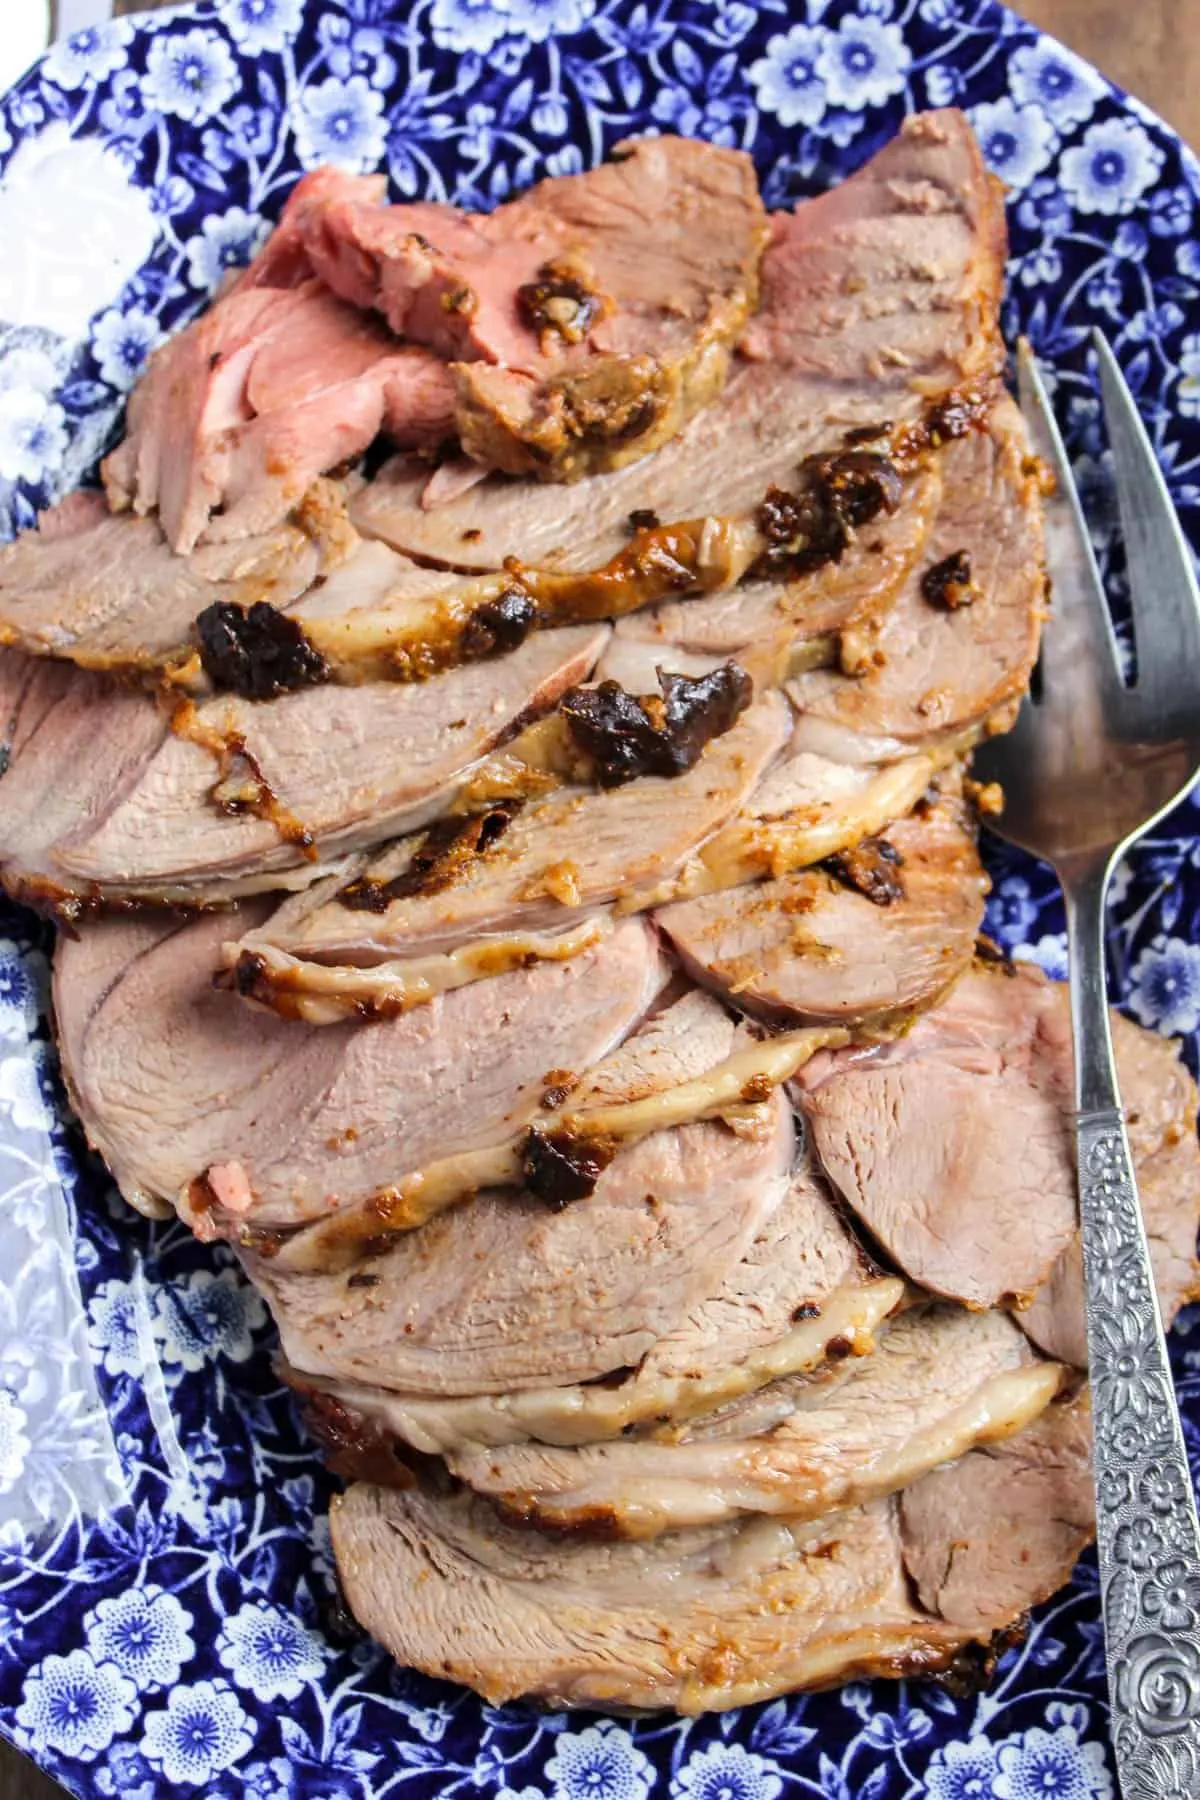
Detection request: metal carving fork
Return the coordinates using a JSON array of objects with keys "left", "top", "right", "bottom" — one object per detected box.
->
[{"left": 975, "top": 335, "right": 1200, "bottom": 1796}]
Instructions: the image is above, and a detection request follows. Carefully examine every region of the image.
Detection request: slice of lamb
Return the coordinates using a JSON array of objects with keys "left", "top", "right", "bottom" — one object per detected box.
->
[
  {"left": 445, "top": 1306, "right": 1063, "bottom": 1538},
  {"left": 598, "top": 460, "right": 944, "bottom": 693},
  {"left": 251, "top": 1091, "right": 794, "bottom": 1397},
  {"left": 284, "top": 1157, "right": 902, "bottom": 1453},
  {"left": 53, "top": 913, "right": 185, "bottom": 1088},
  {"left": 900, "top": 1388, "right": 1093, "bottom": 1633},
  {"left": 0, "top": 455, "right": 911, "bottom": 691},
  {"left": 786, "top": 399, "right": 1044, "bottom": 744},
  {"left": 0, "top": 495, "right": 324, "bottom": 670},
  {"left": 285, "top": 536, "right": 457, "bottom": 625},
  {"left": 226, "top": 704, "right": 954, "bottom": 1024},
  {"left": 453, "top": 138, "right": 768, "bottom": 480},
  {"left": 305, "top": 137, "right": 767, "bottom": 481},
  {"left": 0, "top": 648, "right": 44, "bottom": 761},
  {"left": 797, "top": 960, "right": 1200, "bottom": 1332},
  {"left": 329, "top": 1485, "right": 965, "bottom": 1711},
  {"left": 659, "top": 774, "right": 987, "bottom": 1027},
  {"left": 55, "top": 907, "right": 663, "bottom": 1237},
  {"left": 52, "top": 912, "right": 195, "bottom": 1220},
  {"left": 225, "top": 691, "right": 789, "bottom": 995},
  {"left": 1020, "top": 1010, "right": 1200, "bottom": 1367},
  {"left": 645, "top": 726, "right": 955, "bottom": 915},
  {"left": 351, "top": 110, "right": 1006, "bottom": 571},
  {"left": 794, "top": 961, "right": 1080, "bottom": 1308},
  {"left": 299, "top": 199, "right": 507, "bottom": 340},
  {"left": 235, "top": 166, "right": 389, "bottom": 293},
  {"left": 1, "top": 652, "right": 93, "bottom": 795},
  {"left": 330, "top": 1407, "right": 1089, "bottom": 1716},
  {"left": 11, "top": 625, "right": 604, "bottom": 906},
  {"left": 0, "top": 663, "right": 171, "bottom": 913},
  {"left": 204, "top": 343, "right": 456, "bottom": 547},
  {"left": 103, "top": 274, "right": 456, "bottom": 554}
]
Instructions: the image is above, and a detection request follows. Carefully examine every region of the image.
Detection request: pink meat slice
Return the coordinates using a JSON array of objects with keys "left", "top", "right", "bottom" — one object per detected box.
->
[
  {"left": 659, "top": 777, "right": 987, "bottom": 1027},
  {"left": 103, "top": 277, "right": 455, "bottom": 553},
  {"left": 794, "top": 962, "right": 1080, "bottom": 1308},
  {"left": 301, "top": 136, "right": 768, "bottom": 479},
  {"left": 0, "top": 626, "right": 605, "bottom": 907},
  {"left": 1020, "top": 1009, "right": 1200, "bottom": 1366},
  {"left": 795, "top": 961, "right": 1200, "bottom": 1331},
  {"left": 303, "top": 196, "right": 551, "bottom": 366},
  {"left": 351, "top": 108, "right": 1007, "bottom": 570},
  {"left": 54, "top": 907, "right": 663, "bottom": 1235}
]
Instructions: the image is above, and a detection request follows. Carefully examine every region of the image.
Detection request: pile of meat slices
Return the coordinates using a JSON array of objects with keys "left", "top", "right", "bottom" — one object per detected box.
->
[{"left": 3, "top": 108, "right": 1199, "bottom": 1714}]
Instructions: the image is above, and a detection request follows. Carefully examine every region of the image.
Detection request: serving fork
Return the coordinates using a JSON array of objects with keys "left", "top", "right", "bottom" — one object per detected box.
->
[{"left": 975, "top": 334, "right": 1200, "bottom": 1796}]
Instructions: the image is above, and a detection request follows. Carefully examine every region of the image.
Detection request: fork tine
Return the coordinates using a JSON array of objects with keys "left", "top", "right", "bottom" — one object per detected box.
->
[
  {"left": 1093, "top": 329, "right": 1200, "bottom": 707},
  {"left": 1017, "top": 340, "right": 1124, "bottom": 691}
]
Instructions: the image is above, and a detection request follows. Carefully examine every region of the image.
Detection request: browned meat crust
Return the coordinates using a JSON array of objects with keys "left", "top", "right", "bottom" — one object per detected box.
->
[{"left": 327, "top": 1391, "right": 1090, "bottom": 1713}]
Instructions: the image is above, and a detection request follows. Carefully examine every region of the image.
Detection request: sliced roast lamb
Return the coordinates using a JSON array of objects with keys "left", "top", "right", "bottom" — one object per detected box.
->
[
  {"left": 329, "top": 1392, "right": 1091, "bottom": 1713},
  {"left": 102, "top": 141, "right": 766, "bottom": 552},
  {"left": 0, "top": 454, "right": 893, "bottom": 692},
  {"left": 12, "top": 118, "right": 1005, "bottom": 694},
  {"left": 900, "top": 1389, "right": 1094, "bottom": 1632},
  {"left": 0, "top": 658, "right": 171, "bottom": 915},
  {"left": 795, "top": 962, "right": 1200, "bottom": 1326},
  {"left": 54, "top": 906, "right": 663, "bottom": 1234},
  {"left": 224, "top": 691, "right": 790, "bottom": 1018},
  {"left": 249, "top": 1095, "right": 795, "bottom": 1397},
  {"left": 0, "top": 625, "right": 604, "bottom": 910},
  {"left": 0, "top": 432, "right": 920, "bottom": 696},
  {"left": 223, "top": 655, "right": 986, "bottom": 1029},
  {"left": 352, "top": 109, "right": 1006, "bottom": 571},
  {"left": 787, "top": 397, "right": 1044, "bottom": 746},
  {"left": 284, "top": 1155, "right": 902, "bottom": 1454},
  {"left": 441, "top": 1306, "right": 1064, "bottom": 1538},
  {"left": 221, "top": 730, "right": 952, "bottom": 1025},
  {"left": 103, "top": 267, "right": 456, "bottom": 554},
  {"left": 596, "top": 460, "right": 943, "bottom": 694},
  {"left": 1020, "top": 1009, "right": 1200, "bottom": 1366},
  {"left": 795, "top": 961, "right": 1078, "bottom": 1307},
  {"left": 248, "top": 986, "right": 841, "bottom": 1267},
  {"left": 659, "top": 775, "right": 986, "bottom": 1027},
  {"left": 0, "top": 489, "right": 330, "bottom": 671},
  {"left": 305, "top": 135, "right": 767, "bottom": 481}
]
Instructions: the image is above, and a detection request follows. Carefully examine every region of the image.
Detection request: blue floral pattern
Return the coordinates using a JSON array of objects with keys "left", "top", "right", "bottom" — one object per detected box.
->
[{"left": 1, "top": 0, "right": 1200, "bottom": 1794}]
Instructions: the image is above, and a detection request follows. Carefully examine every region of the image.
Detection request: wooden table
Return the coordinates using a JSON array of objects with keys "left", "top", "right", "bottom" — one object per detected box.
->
[
  {"left": 0, "top": 3, "right": 1194, "bottom": 1798},
  {"left": 1019, "top": 0, "right": 1197, "bottom": 143}
]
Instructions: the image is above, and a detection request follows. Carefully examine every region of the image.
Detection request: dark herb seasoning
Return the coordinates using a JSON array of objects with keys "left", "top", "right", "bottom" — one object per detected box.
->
[
  {"left": 517, "top": 267, "right": 605, "bottom": 345},
  {"left": 523, "top": 1127, "right": 617, "bottom": 1208},
  {"left": 975, "top": 933, "right": 1018, "bottom": 974},
  {"left": 560, "top": 662, "right": 753, "bottom": 789},
  {"left": 824, "top": 836, "right": 905, "bottom": 906},
  {"left": 233, "top": 951, "right": 267, "bottom": 997},
  {"left": 196, "top": 601, "right": 330, "bottom": 700},
  {"left": 338, "top": 802, "right": 521, "bottom": 913},
  {"left": 755, "top": 450, "right": 903, "bottom": 575},
  {"left": 921, "top": 549, "right": 975, "bottom": 610},
  {"left": 842, "top": 421, "right": 892, "bottom": 445},
  {"left": 628, "top": 508, "right": 661, "bottom": 533},
  {"left": 461, "top": 589, "right": 537, "bottom": 660}
]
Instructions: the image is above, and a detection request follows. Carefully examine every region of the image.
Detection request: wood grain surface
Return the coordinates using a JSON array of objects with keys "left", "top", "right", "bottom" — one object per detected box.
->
[{"left": 0, "top": 3, "right": 1193, "bottom": 1798}]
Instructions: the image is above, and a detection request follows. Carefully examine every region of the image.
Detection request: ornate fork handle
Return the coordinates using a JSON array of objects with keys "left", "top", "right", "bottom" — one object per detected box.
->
[{"left": 1068, "top": 866, "right": 1200, "bottom": 1796}]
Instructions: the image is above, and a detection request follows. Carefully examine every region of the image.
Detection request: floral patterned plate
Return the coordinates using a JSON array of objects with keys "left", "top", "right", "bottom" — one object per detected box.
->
[{"left": 1, "top": 2, "right": 1200, "bottom": 1795}]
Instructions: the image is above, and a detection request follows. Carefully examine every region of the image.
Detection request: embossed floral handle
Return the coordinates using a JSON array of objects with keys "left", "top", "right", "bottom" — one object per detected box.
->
[{"left": 1067, "top": 860, "right": 1200, "bottom": 1799}]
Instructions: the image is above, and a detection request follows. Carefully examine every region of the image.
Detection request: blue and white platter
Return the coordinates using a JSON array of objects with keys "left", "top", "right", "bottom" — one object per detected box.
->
[{"left": 2, "top": 1, "right": 1200, "bottom": 1794}]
